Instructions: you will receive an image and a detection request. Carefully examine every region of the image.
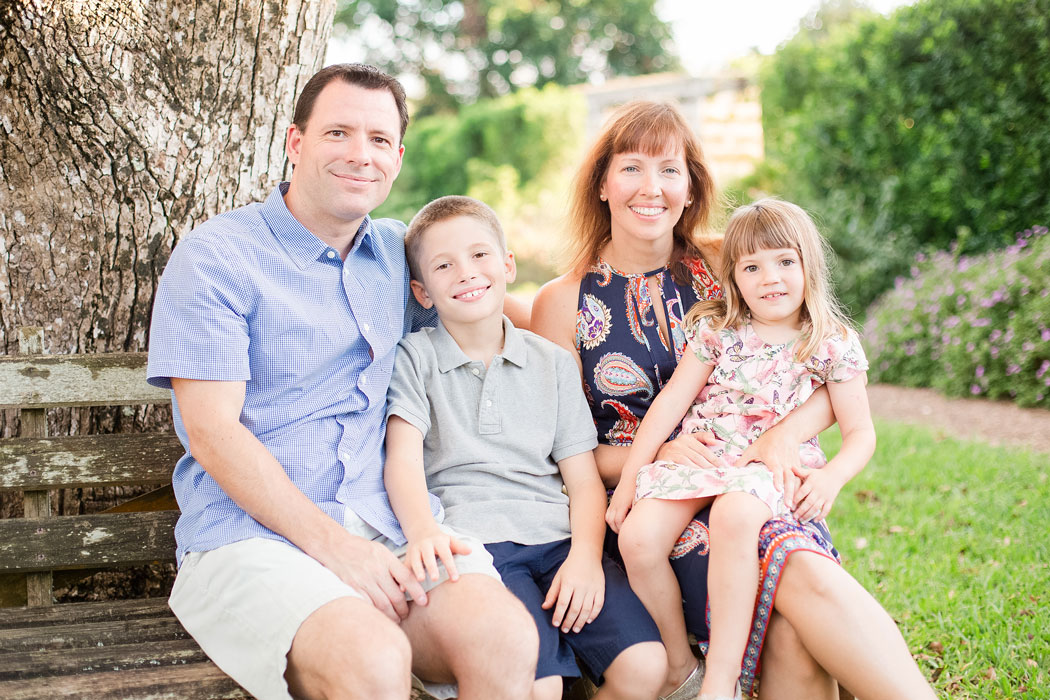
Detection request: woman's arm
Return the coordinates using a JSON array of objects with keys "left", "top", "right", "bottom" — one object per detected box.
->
[{"left": 530, "top": 274, "right": 583, "bottom": 369}]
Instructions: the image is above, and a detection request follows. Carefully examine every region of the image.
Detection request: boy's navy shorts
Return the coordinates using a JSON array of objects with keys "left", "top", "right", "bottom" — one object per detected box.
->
[{"left": 485, "top": 538, "right": 662, "bottom": 681}]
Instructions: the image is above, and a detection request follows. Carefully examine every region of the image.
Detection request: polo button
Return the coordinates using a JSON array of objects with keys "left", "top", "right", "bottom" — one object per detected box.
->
[
  {"left": 485, "top": 399, "right": 492, "bottom": 407},
  {"left": 471, "top": 368, "right": 480, "bottom": 376},
  {"left": 326, "top": 250, "right": 335, "bottom": 259}
]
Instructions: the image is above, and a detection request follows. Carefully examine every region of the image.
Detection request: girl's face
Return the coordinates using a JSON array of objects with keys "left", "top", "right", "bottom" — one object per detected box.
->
[
  {"left": 600, "top": 148, "right": 690, "bottom": 247},
  {"left": 733, "top": 246, "right": 806, "bottom": 330}
]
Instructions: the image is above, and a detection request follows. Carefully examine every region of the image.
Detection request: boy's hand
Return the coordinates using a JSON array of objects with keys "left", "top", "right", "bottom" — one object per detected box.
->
[
  {"left": 542, "top": 552, "right": 605, "bottom": 634},
  {"left": 404, "top": 528, "right": 472, "bottom": 584},
  {"left": 790, "top": 466, "right": 844, "bottom": 523},
  {"left": 605, "top": 483, "right": 634, "bottom": 533}
]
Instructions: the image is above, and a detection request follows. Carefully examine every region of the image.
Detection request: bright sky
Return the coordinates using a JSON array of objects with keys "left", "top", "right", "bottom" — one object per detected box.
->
[
  {"left": 328, "top": 0, "right": 918, "bottom": 81},
  {"left": 659, "top": 0, "right": 917, "bottom": 74}
]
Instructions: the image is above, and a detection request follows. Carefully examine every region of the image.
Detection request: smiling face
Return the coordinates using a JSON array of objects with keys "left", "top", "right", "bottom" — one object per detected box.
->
[
  {"left": 733, "top": 246, "right": 807, "bottom": 331},
  {"left": 600, "top": 148, "right": 691, "bottom": 247},
  {"left": 410, "top": 215, "right": 516, "bottom": 329},
  {"left": 284, "top": 80, "right": 404, "bottom": 243}
]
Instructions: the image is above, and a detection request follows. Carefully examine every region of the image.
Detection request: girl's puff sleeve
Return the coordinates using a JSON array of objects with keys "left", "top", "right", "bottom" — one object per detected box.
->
[{"left": 685, "top": 316, "right": 721, "bottom": 365}]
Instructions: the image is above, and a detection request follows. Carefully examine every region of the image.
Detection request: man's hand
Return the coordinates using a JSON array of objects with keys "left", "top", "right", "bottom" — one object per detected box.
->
[
  {"left": 541, "top": 552, "right": 606, "bottom": 634},
  {"left": 790, "top": 466, "right": 845, "bottom": 523},
  {"left": 655, "top": 431, "right": 725, "bottom": 470},
  {"left": 321, "top": 535, "right": 428, "bottom": 623},
  {"left": 404, "top": 528, "right": 472, "bottom": 584}
]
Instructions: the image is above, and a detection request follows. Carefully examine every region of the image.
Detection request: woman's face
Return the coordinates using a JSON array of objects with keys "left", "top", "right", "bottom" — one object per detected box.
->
[{"left": 600, "top": 148, "right": 691, "bottom": 247}]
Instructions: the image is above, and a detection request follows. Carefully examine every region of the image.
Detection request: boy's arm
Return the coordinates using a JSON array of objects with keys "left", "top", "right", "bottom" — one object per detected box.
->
[
  {"left": 792, "top": 374, "right": 876, "bottom": 522},
  {"left": 385, "top": 415, "right": 471, "bottom": 582},
  {"left": 543, "top": 450, "right": 607, "bottom": 633}
]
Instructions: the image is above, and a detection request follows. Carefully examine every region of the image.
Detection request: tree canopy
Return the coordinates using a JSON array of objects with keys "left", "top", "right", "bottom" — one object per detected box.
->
[{"left": 335, "top": 0, "right": 679, "bottom": 113}]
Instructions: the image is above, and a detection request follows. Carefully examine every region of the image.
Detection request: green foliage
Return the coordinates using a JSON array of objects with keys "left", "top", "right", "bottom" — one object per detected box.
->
[
  {"left": 376, "top": 83, "right": 584, "bottom": 225},
  {"left": 759, "top": 0, "right": 1050, "bottom": 312},
  {"left": 825, "top": 422, "right": 1050, "bottom": 698},
  {"left": 336, "top": 0, "right": 678, "bottom": 112},
  {"left": 863, "top": 226, "right": 1050, "bottom": 408}
]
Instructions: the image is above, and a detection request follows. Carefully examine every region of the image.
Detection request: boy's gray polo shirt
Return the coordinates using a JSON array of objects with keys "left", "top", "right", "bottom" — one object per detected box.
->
[{"left": 386, "top": 317, "right": 598, "bottom": 546}]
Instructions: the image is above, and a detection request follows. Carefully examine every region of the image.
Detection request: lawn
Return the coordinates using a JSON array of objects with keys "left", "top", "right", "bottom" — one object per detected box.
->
[{"left": 823, "top": 421, "right": 1049, "bottom": 698}]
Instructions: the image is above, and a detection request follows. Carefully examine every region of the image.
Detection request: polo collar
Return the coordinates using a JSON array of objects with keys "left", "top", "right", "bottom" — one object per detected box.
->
[
  {"left": 261, "top": 183, "right": 378, "bottom": 270},
  {"left": 433, "top": 316, "right": 528, "bottom": 373}
]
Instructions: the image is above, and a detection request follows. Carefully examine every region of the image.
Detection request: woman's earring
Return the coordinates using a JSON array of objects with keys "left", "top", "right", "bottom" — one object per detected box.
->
[
  {"left": 600, "top": 194, "right": 607, "bottom": 201},
  {"left": 685, "top": 198, "right": 693, "bottom": 208}
]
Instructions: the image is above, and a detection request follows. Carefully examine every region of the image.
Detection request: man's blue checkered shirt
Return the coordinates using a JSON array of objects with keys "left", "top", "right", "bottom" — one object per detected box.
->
[{"left": 147, "top": 183, "right": 441, "bottom": 565}]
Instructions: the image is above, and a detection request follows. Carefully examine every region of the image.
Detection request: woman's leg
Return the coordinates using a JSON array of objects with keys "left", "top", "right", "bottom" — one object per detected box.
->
[
  {"left": 618, "top": 496, "right": 709, "bottom": 696},
  {"left": 700, "top": 492, "right": 775, "bottom": 698},
  {"left": 773, "top": 551, "right": 937, "bottom": 700},
  {"left": 757, "top": 611, "right": 838, "bottom": 700}
]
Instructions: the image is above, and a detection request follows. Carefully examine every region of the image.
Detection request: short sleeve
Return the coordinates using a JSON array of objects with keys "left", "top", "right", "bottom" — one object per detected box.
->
[
  {"left": 551, "top": 347, "right": 600, "bottom": 463},
  {"left": 386, "top": 338, "right": 432, "bottom": 436},
  {"left": 685, "top": 316, "right": 721, "bottom": 365},
  {"left": 824, "top": 328, "right": 869, "bottom": 383},
  {"left": 147, "top": 235, "right": 252, "bottom": 389}
]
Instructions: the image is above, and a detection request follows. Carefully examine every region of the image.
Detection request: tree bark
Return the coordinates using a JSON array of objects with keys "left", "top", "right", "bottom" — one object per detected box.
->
[{"left": 0, "top": 0, "right": 336, "bottom": 360}]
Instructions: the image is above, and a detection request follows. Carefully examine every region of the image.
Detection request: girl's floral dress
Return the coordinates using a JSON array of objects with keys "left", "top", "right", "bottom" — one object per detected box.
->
[{"left": 635, "top": 317, "right": 869, "bottom": 516}]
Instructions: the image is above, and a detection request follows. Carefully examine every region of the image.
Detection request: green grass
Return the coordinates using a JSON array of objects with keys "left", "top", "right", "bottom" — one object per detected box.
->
[{"left": 822, "top": 421, "right": 1049, "bottom": 698}]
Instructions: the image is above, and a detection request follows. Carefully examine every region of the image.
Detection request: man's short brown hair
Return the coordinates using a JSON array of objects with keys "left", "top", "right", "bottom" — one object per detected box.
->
[
  {"left": 292, "top": 63, "right": 409, "bottom": 142},
  {"left": 405, "top": 196, "right": 507, "bottom": 281}
]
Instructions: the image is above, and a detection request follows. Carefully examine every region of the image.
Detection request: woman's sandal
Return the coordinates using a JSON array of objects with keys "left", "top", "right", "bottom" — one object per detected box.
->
[
  {"left": 698, "top": 680, "right": 743, "bottom": 700},
  {"left": 660, "top": 658, "right": 706, "bottom": 700}
]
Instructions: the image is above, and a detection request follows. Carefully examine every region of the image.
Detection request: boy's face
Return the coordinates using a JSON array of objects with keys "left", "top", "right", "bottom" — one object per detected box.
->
[{"left": 410, "top": 215, "right": 516, "bottom": 327}]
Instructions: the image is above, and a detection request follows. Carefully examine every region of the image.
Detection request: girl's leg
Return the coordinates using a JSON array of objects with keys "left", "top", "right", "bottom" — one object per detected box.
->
[
  {"left": 773, "top": 551, "right": 937, "bottom": 700},
  {"left": 618, "top": 496, "right": 709, "bottom": 696},
  {"left": 757, "top": 611, "right": 838, "bottom": 700},
  {"left": 592, "top": 641, "right": 667, "bottom": 700},
  {"left": 701, "top": 492, "right": 776, "bottom": 697}
]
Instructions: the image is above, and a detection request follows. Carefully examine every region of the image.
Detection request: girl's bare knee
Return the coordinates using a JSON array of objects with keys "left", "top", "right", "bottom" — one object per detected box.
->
[{"left": 603, "top": 641, "right": 668, "bottom": 698}]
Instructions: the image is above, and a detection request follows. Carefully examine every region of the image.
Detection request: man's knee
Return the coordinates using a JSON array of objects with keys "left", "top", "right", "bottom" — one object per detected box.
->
[{"left": 288, "top": 597, "right": 411, "bottom": 700}]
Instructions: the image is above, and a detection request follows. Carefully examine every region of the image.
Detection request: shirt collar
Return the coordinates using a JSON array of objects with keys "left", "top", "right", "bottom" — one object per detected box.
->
[
  {"left": 260, "top": 182, "right": 378, "bottom": 270},
  {"left": 433, "top": 316, "right": 527, "bottom": 373}
]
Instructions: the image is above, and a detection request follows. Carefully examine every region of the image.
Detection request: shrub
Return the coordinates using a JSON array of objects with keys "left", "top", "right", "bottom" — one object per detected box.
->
[
  {"left": 760, "top": 0, "right": 1050, "bottom": 313},
  {"left": 863, "top": 226, "right": 1050, "bottom": 408}
]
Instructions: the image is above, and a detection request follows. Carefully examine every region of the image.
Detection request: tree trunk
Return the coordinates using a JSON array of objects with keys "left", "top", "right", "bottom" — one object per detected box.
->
[
  {"left": 0, "top": 0, "right": 336, "bottom": 360},
  {"left": 0, "top": 0, "right": 335, "bottom": 521}
]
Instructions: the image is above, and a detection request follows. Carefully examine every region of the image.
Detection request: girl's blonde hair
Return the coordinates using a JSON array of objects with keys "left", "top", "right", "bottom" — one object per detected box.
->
[
  {"left": 685, "top": 198, "right": 853, "bottom": 361},
  {"left": 566, "top": 100, "right": 718, "bottom": 284}
]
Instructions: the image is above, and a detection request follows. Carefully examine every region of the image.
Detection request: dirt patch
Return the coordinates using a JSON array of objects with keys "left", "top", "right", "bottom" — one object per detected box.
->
[{"left": 867, "top": 383, "right": 1050, "bottom": 455}]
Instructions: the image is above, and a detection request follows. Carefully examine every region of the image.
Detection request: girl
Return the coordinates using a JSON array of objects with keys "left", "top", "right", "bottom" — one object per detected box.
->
[{"left": 607, "top": 198, "right": 876, "bottom": 700}]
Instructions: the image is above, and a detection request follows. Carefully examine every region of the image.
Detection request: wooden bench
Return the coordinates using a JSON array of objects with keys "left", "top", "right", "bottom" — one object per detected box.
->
[{"left": 0, "top": 327, "right": 250, "bottom": 699}]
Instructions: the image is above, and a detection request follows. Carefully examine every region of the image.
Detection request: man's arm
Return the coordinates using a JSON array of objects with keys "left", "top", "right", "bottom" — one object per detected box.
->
[{"left": 172, "top": 377, "right": 426, "bottom": 621}]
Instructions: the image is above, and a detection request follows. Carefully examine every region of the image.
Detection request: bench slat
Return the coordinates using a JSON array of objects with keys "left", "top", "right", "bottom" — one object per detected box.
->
[
  {"left": 0, "top": 512, "right": 178, "bottom": 573},
  {"left": 0, "top": 433, "right": 182, "bottom": 490},
  {"left": 0, "top": 614, "right": 189, "bottom": 653},
  {"left": 0, "top": 661, "right": 250, "bottom": 699},
  {"left": 0, "top": 596, "right": 172, "bottom": 629},
  {"left": 0, "top": 637, "right": 209, "bottom": 680},
  {"left": 0, "top": 353, "right": 170, "bottom": 409}
]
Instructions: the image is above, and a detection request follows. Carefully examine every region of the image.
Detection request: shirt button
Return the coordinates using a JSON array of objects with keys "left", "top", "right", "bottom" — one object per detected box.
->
[
  {"left": 485, "top": 399, "right": 492, "bottom": 407},
  {"left": 340, "top": 452, "right": 349, "bottom": 461},
  {"left": 361, "top": 376, "right": 368, "bottom": 386},
  {"left": 326, "top": 250, "right": 335, "bottom": 259},
  {"left": 363, "top": 323, "right": 370, "bottom": 332},
  {"left": 471, "top": 368, "right": 480, "bottom": 376}
]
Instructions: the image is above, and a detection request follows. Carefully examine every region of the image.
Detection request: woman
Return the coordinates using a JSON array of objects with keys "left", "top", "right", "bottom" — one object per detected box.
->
[{"left": 531, "top": 101, "right": 935, "bottom": 700}]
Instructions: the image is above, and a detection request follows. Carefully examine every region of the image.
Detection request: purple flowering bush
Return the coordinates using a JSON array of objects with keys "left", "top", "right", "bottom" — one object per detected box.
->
[{"left": 863, "top": 226, "right": 1050, "bottom": 408}]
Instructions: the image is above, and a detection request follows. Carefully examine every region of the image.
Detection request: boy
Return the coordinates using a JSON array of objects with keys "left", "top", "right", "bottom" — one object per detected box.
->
[{"left": 384, "top": 195, "right": 667, "bottom": 700}]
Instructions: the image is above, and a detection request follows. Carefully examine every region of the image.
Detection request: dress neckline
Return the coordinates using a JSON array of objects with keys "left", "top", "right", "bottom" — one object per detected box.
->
[{"left": 595, "top": 256, "right": 669, "bottom": 279}]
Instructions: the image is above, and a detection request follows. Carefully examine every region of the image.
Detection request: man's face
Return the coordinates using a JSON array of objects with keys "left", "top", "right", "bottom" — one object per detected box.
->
[{"left": 285, "top": 81, "right": 404, "bottom": 231}]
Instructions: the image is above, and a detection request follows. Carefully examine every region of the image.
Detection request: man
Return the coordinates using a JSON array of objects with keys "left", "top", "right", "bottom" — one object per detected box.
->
[{"left": 147, "top": 64, "right": 538, "bottom": 700}]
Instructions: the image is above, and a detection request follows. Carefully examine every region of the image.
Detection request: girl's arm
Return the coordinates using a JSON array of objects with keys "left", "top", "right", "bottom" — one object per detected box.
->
[
  {"left": 606, "top": 351, "right": 714, "bottom": 531},
  {"left": 792, "top": 374, "right": 876, "bottom": 522}
]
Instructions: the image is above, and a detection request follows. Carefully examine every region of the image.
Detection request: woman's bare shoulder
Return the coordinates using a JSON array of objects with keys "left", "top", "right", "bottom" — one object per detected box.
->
[{"left": 531, "top": 272, "right": 583, "bottom": 346}]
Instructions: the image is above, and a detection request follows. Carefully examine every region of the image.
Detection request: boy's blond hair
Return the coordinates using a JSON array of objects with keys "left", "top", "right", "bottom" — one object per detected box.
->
[{"left": 405, "top": 196, "right": 507, "bottom": 281}]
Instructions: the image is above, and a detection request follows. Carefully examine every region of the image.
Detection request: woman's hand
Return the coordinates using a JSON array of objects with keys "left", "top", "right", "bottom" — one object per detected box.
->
[
  {"left": 655, "top": 430, "right": 725, "bottom": 469},
  {"left": 736, "top": 428, "right": 802, "bottom": 508}
]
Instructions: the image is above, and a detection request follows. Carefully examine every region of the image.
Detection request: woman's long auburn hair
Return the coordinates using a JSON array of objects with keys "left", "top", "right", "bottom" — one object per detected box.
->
[
  {"left": 566, "top": 100, "right": 718, "bottom": 284},
  {"left": 685, "top": 198, "right": 854, "bottom": 361}
]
